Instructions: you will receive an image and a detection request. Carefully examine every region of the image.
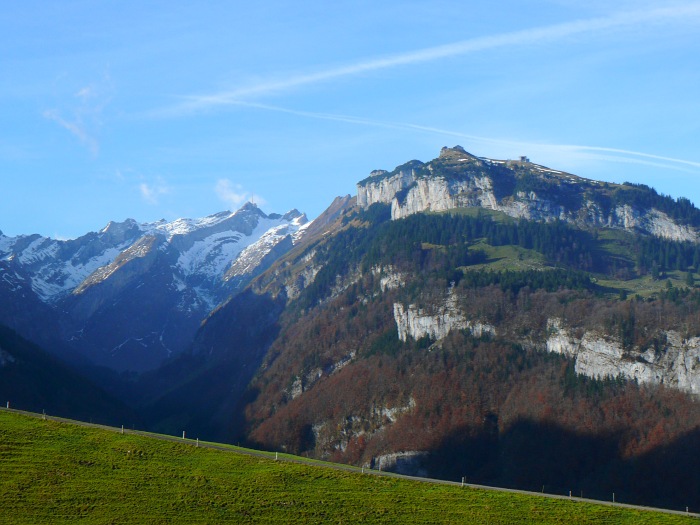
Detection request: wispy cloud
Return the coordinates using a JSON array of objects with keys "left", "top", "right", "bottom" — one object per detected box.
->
[
  {"left": 216, "top": 179, "right": 247, "bottom": 207},
  {"left": 42, "top": 73, "right": 114, "bottom": 155},
  {"left": 557, "top": 145, "right": 700, "bottom": 170},
  {"left": 216, "top": 99, "right": 700, "bottom": 174},
  {"left": 139, "top": 177, "right": 170, "bottom": 205},
  {"left": 42, "top": 108, "right": 99, "bottom": 155},
  {"left": 160, "top": 4, "right": 700, "bottom": 116},
  {"left": 215, "top": 179, "right": 264, "bottom": 209}
]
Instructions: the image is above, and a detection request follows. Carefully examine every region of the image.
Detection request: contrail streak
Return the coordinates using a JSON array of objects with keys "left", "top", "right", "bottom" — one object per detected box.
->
[{"left": 168, "top": 4, "right": 700, "bottom": 113}]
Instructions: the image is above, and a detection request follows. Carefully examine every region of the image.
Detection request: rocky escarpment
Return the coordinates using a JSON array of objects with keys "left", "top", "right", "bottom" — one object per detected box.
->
[
  {"left": 357, "top": 146, "right": 700, "bottom": 242},
  {"left": 546, "top": 318, "right": 700, "bottom": 394},
  {"left": 393, "top": 288, "right": 496, "bottom": 343},
  {"left": 367, "top": 451, "right": 428, "bottom": 475},
  {"left": 392, "top": 288, "right": 700, "bottom": 394}
]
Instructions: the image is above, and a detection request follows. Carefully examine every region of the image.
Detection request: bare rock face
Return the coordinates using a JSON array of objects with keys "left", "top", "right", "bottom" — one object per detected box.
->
[
  {"left": 391, "top": 176, "right": 498, "bottom": 220},
  {"left": 357, "top": 167, "right": 416, "bottom": 209},
  {"left": 368, "top": 451, "right": 428, "bottom": 476},
  {"left": 357, "top": 146, "right": 700, "bottom": 243},
  {"left": 388, "top": 287, "right": 700, "bottom": 395},
  {"left": 546, "top": 318, "right": 700, "bottom": 394},
  {"left": 393, "top": 289, "right": 496, "bottom": 343}
]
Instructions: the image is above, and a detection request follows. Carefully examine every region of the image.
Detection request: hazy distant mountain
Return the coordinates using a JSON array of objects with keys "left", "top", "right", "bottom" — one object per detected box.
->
[
  {"left": 0, "top": 203, "right": 308, "bottom": 371},
  {"left": 0, "top": 323, "right": 134, "bottom": 424}
]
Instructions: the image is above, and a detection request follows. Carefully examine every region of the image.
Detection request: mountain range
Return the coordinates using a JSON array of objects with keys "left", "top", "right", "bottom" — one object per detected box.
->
[
  {"left": 4, "top": 145, "right": 700, "bottom": 510},
  {"left": 0, "top": 203, "right": 309, "bottom": 371}
]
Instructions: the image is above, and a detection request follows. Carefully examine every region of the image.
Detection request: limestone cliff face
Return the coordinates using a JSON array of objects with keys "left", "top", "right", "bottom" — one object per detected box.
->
[
  {"left": 357, "top": 146, "right": 700, "bottom": 242},
  {"left": 368, "top": 451, "right": 428, "bottom": 476},
  {"left": 391, "top": 175, "right": 498, "bottom": 219},
  {"left": 546, "top": 318, "right": 700, "bottom": 394},
  {"left": 390, "top": 291, "right": 700, "bottom": 394},
  {"left": 611, "top": 206, "right": 698, "bottom": 242},
  {"left": 356, "top": 168, "right": 415, "bottom": 209},
  {"left": 393, "top": 289, "right": 496, "bottom": 343}
]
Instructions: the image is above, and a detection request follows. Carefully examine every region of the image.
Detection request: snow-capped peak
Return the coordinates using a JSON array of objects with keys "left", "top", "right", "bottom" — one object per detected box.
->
[
  {"left": 147, "top": 211, "right": 237, "bottom": 240},
  {"left": 1, "top": 202, "right": 309, "bottom": 304}
]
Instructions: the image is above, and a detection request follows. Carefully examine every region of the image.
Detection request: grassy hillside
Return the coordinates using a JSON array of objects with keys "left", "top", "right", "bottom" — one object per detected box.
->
[{"left": 0, "top": 411, "right": 695, "bottom": 524}]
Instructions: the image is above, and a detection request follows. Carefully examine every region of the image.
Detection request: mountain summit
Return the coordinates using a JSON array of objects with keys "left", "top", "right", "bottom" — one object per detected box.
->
[{"left": 359, "top": 146, "right": 699, "bottom": 242}]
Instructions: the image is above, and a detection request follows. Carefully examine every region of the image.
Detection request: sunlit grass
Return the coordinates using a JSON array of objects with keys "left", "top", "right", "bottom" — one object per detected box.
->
[{"left": 0, "top": 411, "right": 695, "bottom": 524}]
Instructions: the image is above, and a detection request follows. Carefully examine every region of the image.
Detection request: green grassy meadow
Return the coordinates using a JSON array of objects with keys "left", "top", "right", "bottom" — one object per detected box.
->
[{"left": 0, "top": 411, "right": 697, "bottom": 524}]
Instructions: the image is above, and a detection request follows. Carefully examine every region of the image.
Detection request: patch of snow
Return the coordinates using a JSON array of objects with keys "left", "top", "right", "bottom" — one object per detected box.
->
[
  {"left": 225, "top": 217, "right": 308, "bottom": 279},
  {"left": 34, "top": 244, "right": 130, "bottom": 301},
  {"left": 17, "top": 237, "right": 59, "bottom": 265},
  {"left": 147, "top": 211, "right": 236, "bottom": 240},
  {"left": 533, "top": 166, "right": 564, "bottom": 175},
  {"left": 4, "top": 205, "right": 307, "bottom": 304},
  {"left": 74, "top": 237, "right": 157, "bottom": 294},
  {"left": 178, "top": 216, "right": 297, "bottom": 279},
  {"left": 191, "top": 286, "right": 216, "bottom": 311},
  {"left": 0, "top": 270, "right": 24, "bottom": 293},
  {"left": 172, "top": 275, "right": 187, "bottom": 292},
  {"left": 177, "top": 230, "right": 245, "bottom": 278},
  {"left": 292, "top": 218, "right": 312, "bottom": 243}
]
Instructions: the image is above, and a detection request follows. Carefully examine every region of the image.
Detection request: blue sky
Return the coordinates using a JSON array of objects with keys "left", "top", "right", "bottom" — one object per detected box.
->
[{"left": 2, "top": 1, "right": 700, "bottom": 239}]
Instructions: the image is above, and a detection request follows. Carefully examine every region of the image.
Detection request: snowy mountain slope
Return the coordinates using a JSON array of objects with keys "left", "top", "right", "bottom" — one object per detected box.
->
[
  {"left": 0, "top": 205, "right": 308, "bottom": 303},
  {"left": 224, "top": 211, "right": 309, "bottom": 281},
  {"left": 0, "top": 203, "right": 309, "bottom": 371},
  {"left": 0, "top": 229, "right": 140, "bottom": 302}
]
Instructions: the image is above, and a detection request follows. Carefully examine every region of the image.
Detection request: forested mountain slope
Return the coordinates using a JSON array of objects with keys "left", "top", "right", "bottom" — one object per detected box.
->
[
  {"left": 5, "top": 146, "right": 700, "bottom": 511},
  {"left": 142, "top": 148, "right": 700, "bottom": 510}
]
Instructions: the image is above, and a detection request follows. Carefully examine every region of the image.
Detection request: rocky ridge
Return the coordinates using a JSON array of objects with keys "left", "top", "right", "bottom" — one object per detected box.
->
[
  {"left": 357, "top": 146, "right": 699, "bottom": 242},
  {"left": 392, "top": 287, "right": 700, "bottom": 394}
]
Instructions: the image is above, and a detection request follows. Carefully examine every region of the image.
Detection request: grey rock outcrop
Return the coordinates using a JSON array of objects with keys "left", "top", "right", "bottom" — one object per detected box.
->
[
  {"left": 357, "top": 146, "right": 700, "bottom": 242},
  {"left": 546, "top": 318, "right": 700, "bottom": 394},
  {"left": 393, "top": 289, "right": 496, "bottom": 343}
]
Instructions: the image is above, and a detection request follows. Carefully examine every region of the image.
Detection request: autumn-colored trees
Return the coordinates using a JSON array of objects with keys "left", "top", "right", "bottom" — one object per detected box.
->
[{"left": 231, "top": 207, "right": 700, "bottom": 510}]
